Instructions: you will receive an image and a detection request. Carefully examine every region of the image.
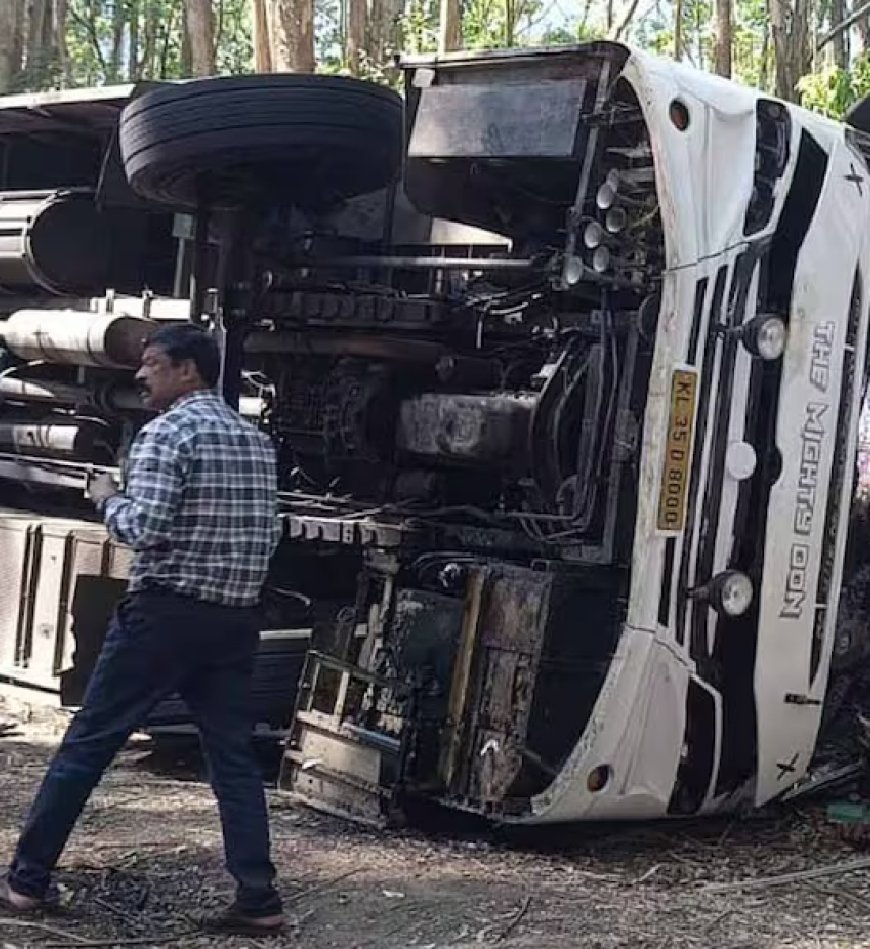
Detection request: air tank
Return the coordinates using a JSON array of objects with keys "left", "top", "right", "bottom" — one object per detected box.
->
[
  {"left": 0, "top": 189, "right": 113, "bottom": 294},
  {"left": 0, "top": 417, "right": 114, "bottom": 462},
  {"left": 0, "top": 373, "right": 143, "bottom": 412},
  {"left": 0, "top": 310, "right": 154, "bottom": 369}
]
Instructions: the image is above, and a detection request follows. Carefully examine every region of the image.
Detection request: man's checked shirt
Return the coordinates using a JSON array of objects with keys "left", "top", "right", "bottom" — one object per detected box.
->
[{"left": 101, "top": 390, "right": 281, "bottom": 607}]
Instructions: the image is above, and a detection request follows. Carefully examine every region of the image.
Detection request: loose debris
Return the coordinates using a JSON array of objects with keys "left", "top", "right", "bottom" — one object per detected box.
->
[
  {"left": 699, "top": 855, "right": 870, "bottom": 893},
  {"left": 495, "top": 894, "right": 531, "bottom": 942},
  {"left": 0, "top": 919, "right": 89, "bottom": 943},
  {"left": 4, "top": 695, "right": 870, "bottom": 948}
]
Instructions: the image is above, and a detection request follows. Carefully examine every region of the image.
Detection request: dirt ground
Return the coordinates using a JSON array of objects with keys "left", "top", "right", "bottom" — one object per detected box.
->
[{"left": 2, "top": 697, "right": 870, "bottom": 949}]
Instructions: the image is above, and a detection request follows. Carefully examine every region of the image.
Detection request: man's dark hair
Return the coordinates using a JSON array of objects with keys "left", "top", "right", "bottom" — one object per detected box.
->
[{"left": 147, "top": 323, "right": 221, "bottom": 388}]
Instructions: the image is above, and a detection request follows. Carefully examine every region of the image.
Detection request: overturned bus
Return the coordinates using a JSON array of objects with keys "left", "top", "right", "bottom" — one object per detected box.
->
[{"left": 0, "top": 41, "right": 868, "bottom": 825}]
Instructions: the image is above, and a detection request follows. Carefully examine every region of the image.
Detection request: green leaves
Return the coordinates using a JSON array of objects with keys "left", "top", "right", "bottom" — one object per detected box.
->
[
  {"left": 5, "top": 0, "right": 870, "bottom": 127},
  {"left": 798, "top": 56, "right": 870, "bottom": 117}
]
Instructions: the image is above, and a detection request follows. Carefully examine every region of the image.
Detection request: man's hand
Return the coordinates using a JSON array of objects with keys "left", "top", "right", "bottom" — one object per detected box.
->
[{"left": 89, "top": 472, "right": 120, "bottom": 507}]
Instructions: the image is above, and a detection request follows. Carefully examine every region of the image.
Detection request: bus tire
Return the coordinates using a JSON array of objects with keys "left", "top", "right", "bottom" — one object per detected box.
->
[{"left": 119, "top": 74, "right": 403, "bottom": 211}]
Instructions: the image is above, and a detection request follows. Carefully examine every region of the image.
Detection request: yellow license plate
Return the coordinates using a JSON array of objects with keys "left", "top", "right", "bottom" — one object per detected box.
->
[{"left": 657, "top": 368, "right": 698, "bottom": 532}]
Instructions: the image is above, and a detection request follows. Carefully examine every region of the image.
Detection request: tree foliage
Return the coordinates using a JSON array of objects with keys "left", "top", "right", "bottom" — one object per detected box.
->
[
  {"left": 799, "top": 55, "right": 870, "bottom": 115},
  {"left": 0, "top": 0, "right": 868, "bottom": 121}
]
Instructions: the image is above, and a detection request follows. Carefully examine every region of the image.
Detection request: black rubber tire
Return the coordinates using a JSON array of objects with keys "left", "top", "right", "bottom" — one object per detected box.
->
[{"left": 119, "top": 74, "right": 404, "bottom": 211}]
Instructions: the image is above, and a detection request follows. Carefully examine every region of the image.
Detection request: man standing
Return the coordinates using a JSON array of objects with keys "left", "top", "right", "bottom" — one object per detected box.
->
[{"left": 1, "top": 323, "right": 284, "bottom": 936}]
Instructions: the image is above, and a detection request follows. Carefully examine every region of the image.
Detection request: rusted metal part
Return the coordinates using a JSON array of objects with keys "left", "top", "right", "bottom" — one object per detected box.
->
[
  {"left": 287, "top": 716, "right": 395, "bottom": 825},
  {"left": 440, "top": 569, "right": 487, "bottom": 791},
  {"left": 397, "top": 393, "right": 535, "bottom": 466},
  {"left": 281, "top": 646, "right": 410, "bottom": 825},
  {"left": 391, "top": 589, "right": 464, "bottom": 787},
  {"left": 282, "top": 577, "right": 466, "bottom": 823},
  {"left": 393, "top": 589, "right": 463, "bottom": 670},
  {"left": 459, "top": 567, "right": 552, "bottom": 807},
  {"left": 282, "top": 561, "right": 570, "bottom": 819},
  {"left": 302, "top": 649, "right": 408, "bottom": 692},
  {"left": 1, "top": 310, "right": 153, "bottom": 368},
  {"left": 408, "top": 80, "right": 587, "bottom": 160}
]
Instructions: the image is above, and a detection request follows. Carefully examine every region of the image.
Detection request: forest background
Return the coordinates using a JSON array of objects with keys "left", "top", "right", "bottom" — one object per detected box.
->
[{"left": 0, "top": 0, "right": 866, "bottom": 124}]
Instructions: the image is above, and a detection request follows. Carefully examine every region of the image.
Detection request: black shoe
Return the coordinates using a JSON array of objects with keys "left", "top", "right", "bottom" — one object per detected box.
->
[
  {"left": 200, "top": 903, "right": 285, "bottom": 937},
  {"left": 0, "top": 877, "right": 46, "bottom": 916}
]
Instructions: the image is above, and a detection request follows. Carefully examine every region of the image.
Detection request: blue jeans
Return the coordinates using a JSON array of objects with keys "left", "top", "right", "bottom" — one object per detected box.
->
[{"left": 7, "top": 589, "right": 281, "bottom": 917}]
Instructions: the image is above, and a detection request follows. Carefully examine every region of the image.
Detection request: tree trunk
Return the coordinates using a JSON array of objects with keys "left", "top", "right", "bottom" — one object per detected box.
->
[
  {"left": 180, "top": 3, "right": 192, "bottom": 75},
  {"left": 44, "top": 0, "right": 55, "bottom": 81},
  {"left": 26, "top": 0, "right": 46, "bottom": 69},
  {"left": 770, "top": 0, "right": 811, "bottom": 101},
  {"left": 10, "top": 0, "right": 25, "bottom": 85},
  {"left": 759, "top": 13, "right": 771, "bottom": 89},
  {"left": 346, "top": 0, "right": 366, "bottom": 73},
  {"left": 367, "top": 0, "right": 402, "bottom": 62},
  {"left": 674, "top": 0, "right": 684, "bottom": 59},
  {"left": 26, "top": 0, "right": 50, "bottom": 84},
  {"left": 158, "top": 2, "right": 177, "bottom": 77},
  {"left": 858, "top": 12, "right": 870, "bottom": 52},
  {"left": 185, "top": 0, "right": 216, "bottom": 75},
  {"left": 54, "top": 0, "right": 70, "bottom": 84},
  {"left": 438, "top": 0, "right": 461, "bottom": 51},
  {"left": 713, "top": 0, "right": 732, "bottom": 75},
  {"left": 0, "top": 0, "right": 21, "bottom": 92},
  {"left": 214, "top": 0, "right": 224, "bottom": 58},
  {"left": 368, "top": 0, "right": 386, "bottom": 60},
  {"left": 504, "top": 0, "right": 516, "bottom": 45},
  {"left": 77, "top": 0, "right": 108, "bottom": 80},
  {"left": 107, "top": 0, "right": 125, "bottom": 82},
  {"left": 127, "top": 0, "right": 140, "bottom": 79},
  {"left": 140, "top": 0, "right": 157, "bottom": 77},
  {"left": 252, "top": 0, "right": 272, "bottom": 70},
  {"left": 270, "top": 0, "right": 315, "bottom": 72},
  {"left": 831, "top": 0, "right": 849, "bottom": 66}
]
